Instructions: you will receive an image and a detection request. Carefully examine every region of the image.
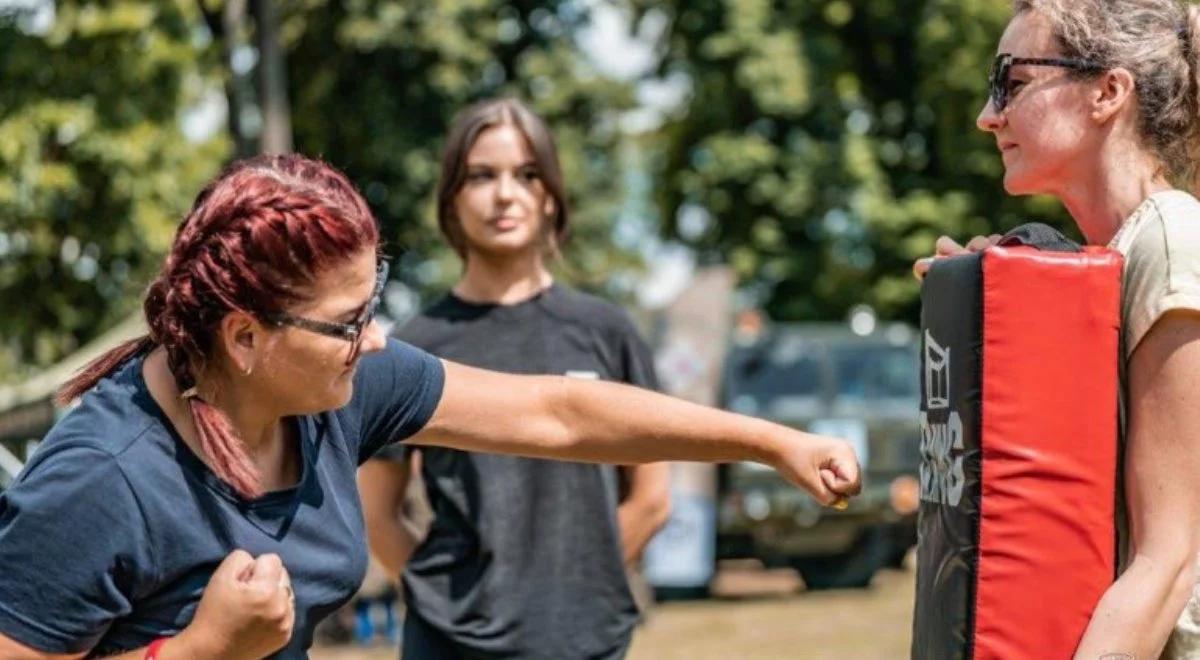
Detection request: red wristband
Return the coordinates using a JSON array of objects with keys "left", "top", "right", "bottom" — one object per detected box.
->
[{"left": 145, "top": 637, "right": 170, "bottom": 660}]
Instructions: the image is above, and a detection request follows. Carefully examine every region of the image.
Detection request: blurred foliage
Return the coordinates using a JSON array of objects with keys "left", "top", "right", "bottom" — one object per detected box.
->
[
  {"left": 635, "top": 0, "right": 1074, "bottom": 323},
  {"left": 1, "top": 0, "right": 1076, "bottom": 376},
  {"left": 282, "top": 0, "right": 641, "bottom": 298},
  {"left": 0, "top": 1, "right": 227, "bottom": 378},
  {"left": 0, "top": 0, "right": 638, "bottom": 378}
]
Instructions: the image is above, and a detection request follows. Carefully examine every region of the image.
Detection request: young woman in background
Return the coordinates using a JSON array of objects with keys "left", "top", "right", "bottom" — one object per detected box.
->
[{"left": 360, "top": 98, "right": 670, "bottom": 660}]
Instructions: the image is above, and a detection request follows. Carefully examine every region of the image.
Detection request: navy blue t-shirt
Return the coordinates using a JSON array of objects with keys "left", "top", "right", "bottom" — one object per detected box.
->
[{"left": 0, "top": 338, "right": 443, "bottom": 658}]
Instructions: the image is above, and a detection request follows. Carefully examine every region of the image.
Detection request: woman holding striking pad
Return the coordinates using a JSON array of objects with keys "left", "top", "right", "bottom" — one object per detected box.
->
[{"left": 916, "top": 1, "right": 1200, "bottom": 657}]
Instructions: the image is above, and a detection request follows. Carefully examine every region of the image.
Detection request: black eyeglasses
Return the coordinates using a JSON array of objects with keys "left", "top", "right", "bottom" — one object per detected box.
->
[
  {"left": 263, "top": 260, "right": 389, "bottom": 365},
  {"left": 989, "top": 53, "right": 1103, "bottom": 113}
]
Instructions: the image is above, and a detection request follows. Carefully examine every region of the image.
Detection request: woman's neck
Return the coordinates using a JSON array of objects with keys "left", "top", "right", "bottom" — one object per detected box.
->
[
  {"left": 144, "top": 349, "right": 296, "bottom": 489},
  {"left": 453, "top": 250, "right": 554, "bottom": 305},
  {"left": 1057, "top": 142, "right": 1172, "bottom": 245}
]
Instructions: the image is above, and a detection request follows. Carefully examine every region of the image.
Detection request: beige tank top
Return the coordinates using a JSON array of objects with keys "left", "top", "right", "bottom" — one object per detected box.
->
[{"left": 1107, "top": 189, "right": 1200, "bottom": 659}]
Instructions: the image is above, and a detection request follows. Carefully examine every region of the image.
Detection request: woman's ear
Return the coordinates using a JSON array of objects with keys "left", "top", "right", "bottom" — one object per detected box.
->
[
  {"left": 217, "top": 310, "right": 261, "bottom": 376},
  {"left": 1091, "top": 67, "right": 1137, "bottom": 125},
  {"left": 543, "top": 197, "right": 557, "bottom": 220}
]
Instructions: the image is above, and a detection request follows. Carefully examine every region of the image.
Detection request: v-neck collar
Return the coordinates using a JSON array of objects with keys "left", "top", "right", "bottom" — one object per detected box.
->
[{"left": 130, "top": 355, "right": 316, "bottom": 511}]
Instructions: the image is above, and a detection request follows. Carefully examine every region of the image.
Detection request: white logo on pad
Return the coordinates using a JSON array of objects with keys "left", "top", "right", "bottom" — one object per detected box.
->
[
  {"left": 924, "top": 330, "right": 950, "bottom": 410},
  {"left": 919, "top": 330, "right": 964, "bottom": 507}
]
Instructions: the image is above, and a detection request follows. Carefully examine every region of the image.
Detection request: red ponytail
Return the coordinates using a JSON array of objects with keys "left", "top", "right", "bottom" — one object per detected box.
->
[
  {"left": 189, "top": 396, "right": 263, "bottom": 498},
  {"left": 55, "top": 336, "right": 155, "bottom": 406}
]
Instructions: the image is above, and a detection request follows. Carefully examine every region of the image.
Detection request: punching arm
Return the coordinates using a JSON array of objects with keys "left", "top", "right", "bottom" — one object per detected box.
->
[{"left": 407, "top": 360, "right": 861, "bottom": 507}]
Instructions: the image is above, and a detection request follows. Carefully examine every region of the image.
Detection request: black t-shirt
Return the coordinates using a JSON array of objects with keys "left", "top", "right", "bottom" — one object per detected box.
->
[
  {"left": 0, "top": 339, "right": 443, "bottom": 658},
  {"left": 384, "top": 284, "right": 658, "bottom": 660}
]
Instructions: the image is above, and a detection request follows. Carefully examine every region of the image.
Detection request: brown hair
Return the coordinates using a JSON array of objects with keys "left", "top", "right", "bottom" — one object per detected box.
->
[
  {"left": 58, "top": 154, "right": 379, "bottom": 498},
  {"left": 1013, "top": 0, "right": 1200, "bottom": 190},
  {"left": 436, "top": 98, "right": 570, "bottom": 259}
]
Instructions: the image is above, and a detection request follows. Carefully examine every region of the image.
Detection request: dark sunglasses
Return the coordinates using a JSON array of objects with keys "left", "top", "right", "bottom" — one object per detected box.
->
[
  {"left": 263, "top": 259, "right": 389, "bottom": 365},
  {"left": 989, "top": 53, "right": 1103, "bottom": 113}
]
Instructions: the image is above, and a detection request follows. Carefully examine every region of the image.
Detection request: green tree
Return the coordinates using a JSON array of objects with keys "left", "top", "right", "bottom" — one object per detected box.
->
[
  {"left": 637, "top": 0, "right": 1073, "bottom": 323},
  {"left": 282, "top": 0, "right": 642, "bottom": 296},
  {"left": 0, "top": 0, "right": 643, "bottom": 379},
  {"left": 0, "top": 1, "right": 227, "bottom": 378}
]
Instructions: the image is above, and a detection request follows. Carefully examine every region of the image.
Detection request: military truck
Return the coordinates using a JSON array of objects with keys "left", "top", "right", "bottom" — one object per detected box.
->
[{"left": 717, "top": 322, "right": 921, "bottom": 589}]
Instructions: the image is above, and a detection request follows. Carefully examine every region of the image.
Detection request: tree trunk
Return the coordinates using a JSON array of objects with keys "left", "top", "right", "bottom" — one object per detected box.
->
[
  {"left": 219, "top": 0, "right": 254, "bottom": 158},
  {"left": 252, "top": 0, "right": 293, "bottom": 154}
]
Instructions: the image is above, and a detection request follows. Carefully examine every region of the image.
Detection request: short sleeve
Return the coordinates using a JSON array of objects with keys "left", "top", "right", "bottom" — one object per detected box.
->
[
  {"left": 1123, "top": 206, "right": 1200, "bottom": 357},
  {"left": 0, "top": 446, "right": 153, "bottom": 653},
  {"left": 615, "top": 316, "right": 659, "bottom": 391},
  {"left": 351, "top": 338, "right": 445, "bottom": 463}
]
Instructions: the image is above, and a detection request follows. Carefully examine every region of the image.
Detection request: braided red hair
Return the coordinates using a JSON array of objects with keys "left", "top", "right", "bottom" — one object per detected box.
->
[{"left": 58, "top": 154, "right": 379, "bottom": 498}]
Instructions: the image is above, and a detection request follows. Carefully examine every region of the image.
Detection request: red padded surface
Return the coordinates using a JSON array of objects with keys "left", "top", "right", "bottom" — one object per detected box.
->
[{"left": 973, "top": 246, "right": 1122, "bottom": 659}]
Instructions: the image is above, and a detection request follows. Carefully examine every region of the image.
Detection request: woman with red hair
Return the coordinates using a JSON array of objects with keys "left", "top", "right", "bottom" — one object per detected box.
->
[{"left": 0, "top": 153, "right": 858, "bottom": 659}]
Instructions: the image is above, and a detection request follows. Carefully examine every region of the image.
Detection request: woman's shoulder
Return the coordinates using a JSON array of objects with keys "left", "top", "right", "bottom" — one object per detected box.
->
[
  {"left": 344, "top": 337, "right": 445, "bottom": 461},
  {"left": 1120, "top": 190, "right": 1200, "bottom": 356},
  {"left": 10, "top": 357, "right": 178, "bottom": 511},
  {"left": 28, "top": 409, "right": 168, "bottom": 510},
  {"left": 42, "top": 363, "right": 165, "bottom": 463},
  {"left": 394, "top": 293, "right": 480, "bottom": 349},
  {"left": 10, "top": 432, "right": 148, "bottom": 531},
  {"left": 1116, "top": 191, "right": 1200, "bottom": 275},
  {"left": 1137, "top": 190, "right": 1200, "bottom": 256},
  {"left": 544, "top": 285, "right": 642, "bottom": 335}
]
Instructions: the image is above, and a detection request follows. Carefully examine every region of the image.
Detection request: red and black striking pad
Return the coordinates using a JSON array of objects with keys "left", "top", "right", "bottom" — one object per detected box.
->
[{"left": 912, "top": 226, "right": 1122, "bottom": 660}]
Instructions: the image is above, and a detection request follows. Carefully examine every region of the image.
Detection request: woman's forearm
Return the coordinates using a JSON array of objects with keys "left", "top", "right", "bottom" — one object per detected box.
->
[
  {"left": 358, "top": 459, "right": 421, "bottom": 579},
  {"left": 617, "top": 499, "right": 670, "bottom": 565},
  {"left": 616, "top": 463, "right": 672, "bottom": 564},
  {"left": 102, "top": 631, "right": 215, "bottom": 660},
  {"left": 554, "top": 376, "right": 784, "bottom": 464},
  {"left": 1073, "top": 553, "right": 1195, "bottom": 659},
  {"left": 364, "top": 513, "right": 421, "bottom": 579},
  {"left": 415, "top": 362, "right": 859, "bottom": 504},
  {"left": 546, "top": 376, "right": 859, "bottom": 506},
  {"left": 419, "top": 364, "right": 785, "bottom": 464}
]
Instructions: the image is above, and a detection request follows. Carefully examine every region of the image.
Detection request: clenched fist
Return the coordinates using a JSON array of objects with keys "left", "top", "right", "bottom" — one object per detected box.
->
[
  {"left": 174, "top": 550, "right": 296, "bottom": 659},
  {"left": 767, "top": 431, "right": 862, "bottom": 507}
]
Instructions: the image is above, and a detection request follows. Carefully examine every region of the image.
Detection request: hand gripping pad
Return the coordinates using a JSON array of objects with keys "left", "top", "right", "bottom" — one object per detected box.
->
[{"left": 912, "top": 239, "right": 1122, "bottom": 659}]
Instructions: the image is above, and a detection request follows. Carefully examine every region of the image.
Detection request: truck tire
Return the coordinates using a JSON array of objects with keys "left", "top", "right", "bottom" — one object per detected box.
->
[
  {"left": 885, "top": 520, "right": 918, "bottom": 569},
  {"left": 790, "top": 526, "right": 891, "bottom": 590}
]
